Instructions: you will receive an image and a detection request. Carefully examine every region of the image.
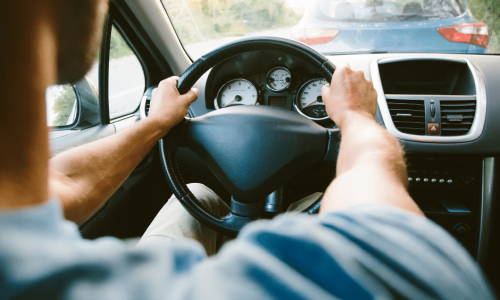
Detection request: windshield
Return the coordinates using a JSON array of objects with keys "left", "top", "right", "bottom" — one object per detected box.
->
[
  {"left": 310, "top": 0, "right": 464, "bottom": 22},
  {"left": 162, "top": 0, "right": 498, "bottom": 58}
]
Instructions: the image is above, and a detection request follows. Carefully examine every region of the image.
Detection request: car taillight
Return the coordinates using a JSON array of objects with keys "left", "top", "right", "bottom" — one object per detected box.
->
[
  {"left": 290, "top": 28, "right": 339, "bottom": 45},
  {"left": 437, "top": 22, "right": 489, "bottom": 48}
]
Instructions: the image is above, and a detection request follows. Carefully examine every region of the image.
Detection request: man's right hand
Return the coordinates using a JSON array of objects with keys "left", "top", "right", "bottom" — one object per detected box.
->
[
  {"left": 321, "top": 63, "right": 378, "bottom": 129},
  {"left": 148, "top": 76, "right": 199, "bottom": 134}
]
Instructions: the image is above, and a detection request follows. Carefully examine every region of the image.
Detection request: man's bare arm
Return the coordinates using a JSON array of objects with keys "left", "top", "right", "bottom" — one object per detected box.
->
[
  {"left": 320, "top": 64, "right": 422, "bottom": 216},
  {"left": 49, "top": 77, "right": 198, "bottom": 224}
]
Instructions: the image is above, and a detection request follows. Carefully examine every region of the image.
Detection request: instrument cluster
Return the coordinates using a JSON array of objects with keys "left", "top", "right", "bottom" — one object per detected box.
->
[{"left": 214, "top": 66, "right": 331, "bottom": 123}]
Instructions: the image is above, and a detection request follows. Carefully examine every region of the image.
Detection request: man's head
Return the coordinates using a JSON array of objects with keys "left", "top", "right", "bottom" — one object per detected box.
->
[{"left": 54, "top": 0, "right": 109, "bottom": 84}]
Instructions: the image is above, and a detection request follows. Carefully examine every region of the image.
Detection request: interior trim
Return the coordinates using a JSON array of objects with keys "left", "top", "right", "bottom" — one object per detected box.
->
[
  {"left": 370, "top": 56, "right": 487, "bottom": 143},
  {"left": 99, "top": 15, "right": 112, "bottom": 125},
  {"left": 478, "top": 157, "right": 494, "bottom": 265},
  {"left": 140, "top": 95, "right": 148, "bottom": 120},
  {"left": 122, "top": 0, "right": 192, "bottom": 74}
]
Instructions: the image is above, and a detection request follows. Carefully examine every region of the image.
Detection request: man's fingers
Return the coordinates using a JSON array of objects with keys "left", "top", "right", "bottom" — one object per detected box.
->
[
  {"left": 321, "top": 84, "right": 330, "bottom": 96},
  {"left": 182, "top": 88, "right": 199, "bottom": 103},
  {"left": 158, "top": 76, "right": 180, "bottom": 89},
  {"left": 334, "top": 62, "right": 352, "bottom": 80},
  {"left": 335, "top": 61, "right": 351, "bottom": 72}
]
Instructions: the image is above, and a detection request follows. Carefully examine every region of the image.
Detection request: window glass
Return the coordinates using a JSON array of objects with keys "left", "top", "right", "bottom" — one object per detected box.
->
[
  {"left": 108, "top": 26, "right": 145, "bottom": 120},
  {"left": 310, "top": 0, "right": 465, "bottom": 22},
  {"left": 163, "top": 0, "right": 499, "bottom": 57},
  {"left": 46, "top": 84, "right": 78, "bottom": 127}
]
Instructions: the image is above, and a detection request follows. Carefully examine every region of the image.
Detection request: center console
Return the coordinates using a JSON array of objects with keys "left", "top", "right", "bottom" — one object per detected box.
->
[{"left": 406, "top": 155, "right": 491, "bottom": 259}]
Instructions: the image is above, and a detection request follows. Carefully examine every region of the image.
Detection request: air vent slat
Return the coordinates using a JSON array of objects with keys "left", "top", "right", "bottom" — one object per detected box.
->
[
  {"left": 440, "top": 103, "right": 475, "bottom": 107},
  {"left": 393, "top": 121, "right": 425, "bottom": 126},
  {"left": 388, "top": 108, "right": 425, "bottom": 114},
  {"left": 145, "top": 99, "right": 151, "bottom": 116},
  {"left": 387, "top": 99, "right": 425, "bottom": 135},
  {"left": 440, "top": 99, "right": 476, "bottom": 136},
  {"left": 391, "top": 116, "right": 425, "bottom": 121},
  {"left": 442, "top": 127, "right": 472, "bottom": 131},
  {"left": 441, "top": 108, "right": 475, "bottom": 114},
  {"left": 441, "top": 121, "right": 473, "bottom": 126}
]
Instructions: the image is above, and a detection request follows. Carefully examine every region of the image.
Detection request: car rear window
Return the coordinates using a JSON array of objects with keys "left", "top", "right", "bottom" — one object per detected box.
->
[{"left": 310, "top": 0, "right": 466, "bottom": 22}]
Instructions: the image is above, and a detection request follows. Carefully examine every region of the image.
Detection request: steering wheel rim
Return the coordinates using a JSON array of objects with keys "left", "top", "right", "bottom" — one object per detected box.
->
[{"left": 159, "top": 36, "right": 337, "bottom": 236}]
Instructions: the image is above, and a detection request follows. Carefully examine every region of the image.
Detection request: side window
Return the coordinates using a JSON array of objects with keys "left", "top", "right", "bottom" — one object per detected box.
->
[
  {"left": 108, "top": 26, "right": 145, "bottom": 119},
  {"left": 46, "top": 85, "right": 78, "bottom": 127}
]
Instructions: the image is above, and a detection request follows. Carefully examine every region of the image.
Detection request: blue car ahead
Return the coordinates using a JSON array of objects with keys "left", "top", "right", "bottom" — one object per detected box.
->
[{"left": 291, "top": 0, "right": 489, "bottom": 54}]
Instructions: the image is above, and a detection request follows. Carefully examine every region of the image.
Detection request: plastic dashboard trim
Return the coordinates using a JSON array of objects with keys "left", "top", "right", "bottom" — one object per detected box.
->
[{"left": 370, "top": 56, "right": 487, "bottom": 143}]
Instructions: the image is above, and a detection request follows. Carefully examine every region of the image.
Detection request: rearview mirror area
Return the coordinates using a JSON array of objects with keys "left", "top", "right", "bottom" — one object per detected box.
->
[
  {"left": 46, "top": 84, "right": 78, "bottom": 127},
  {"left": 46, "top": 76, "right": 100, "bottom": 131}
]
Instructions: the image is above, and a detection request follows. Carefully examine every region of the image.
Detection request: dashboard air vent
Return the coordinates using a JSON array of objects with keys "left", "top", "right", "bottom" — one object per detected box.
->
[
  {"left": 387, "top": 99, "right": 425, "bottom": 135},
  {"left": 440, "top": 100, "right": 476, "bottom": 136},
  {"left": 145, "top": 99, "right": 151, "bottom": 116}
]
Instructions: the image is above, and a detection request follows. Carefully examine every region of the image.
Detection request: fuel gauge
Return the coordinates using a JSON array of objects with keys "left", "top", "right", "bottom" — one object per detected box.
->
[{"left": 266, "top": 67, "right": 291, "bottom": 92}]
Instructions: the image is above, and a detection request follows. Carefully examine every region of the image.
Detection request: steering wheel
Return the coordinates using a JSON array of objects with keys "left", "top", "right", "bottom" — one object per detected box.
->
[{"left": 143, "top": 37, "right": 341, "bottom": 236}]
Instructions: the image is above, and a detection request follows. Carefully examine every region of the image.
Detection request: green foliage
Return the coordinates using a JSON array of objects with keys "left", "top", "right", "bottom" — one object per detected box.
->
[
  {"left": 110, "top": 26, "right": 134, "bottom": 59},
  {"left": 52, "top": 85, "right": 77, "bottom": 126},
  {"left": 467, "top": 0, "right": 500, "bottom": 52},
  {"left": 163, "top": 0, "right": 301, "bottom": 45}
]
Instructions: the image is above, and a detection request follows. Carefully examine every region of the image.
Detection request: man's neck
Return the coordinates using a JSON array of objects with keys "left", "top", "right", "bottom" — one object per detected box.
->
[{"left": 0, "top": 3, "right": 57, "bottom": 209}]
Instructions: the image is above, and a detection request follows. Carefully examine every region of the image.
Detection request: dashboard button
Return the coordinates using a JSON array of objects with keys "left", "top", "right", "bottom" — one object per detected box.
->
[
  {"left": 431, "top": 178, "right": 437, "bottom": 183},
  {"left": 408, "top": 177, "right": 413, "bottom": 182},
  {"left": 447, "top": 179, "right": 453, "bottom": 184},
  {"left": 423, "top": 178, "right": 429, "bottom": 182},
  {"left": 416, "top": 178, "right": 421, "bottom": 182},
  {"left": 439, "top": 179, "right": 445, "bottom": 183},
  {"left": 427, "top": 123, "right": 440, "bottom": 135}
]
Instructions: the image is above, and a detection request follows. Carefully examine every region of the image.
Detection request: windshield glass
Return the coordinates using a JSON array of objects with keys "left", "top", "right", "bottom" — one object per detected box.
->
[
  {"left": 162, "top": 0, "right": 498, "bottom": 58},
  {"left": 310, "top": 0, "right": 464, "bottom": 22}
]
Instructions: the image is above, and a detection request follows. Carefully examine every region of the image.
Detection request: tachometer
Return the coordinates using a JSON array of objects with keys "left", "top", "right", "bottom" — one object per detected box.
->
[
  {"left": 266, "top": 67, "right": 291, "bottom": 92},
  {"left": 294, "top": 78, "right": 329, "bottom": 121},
  {"left": 215, "top": 79, "right": 258, "bottom": 109}
]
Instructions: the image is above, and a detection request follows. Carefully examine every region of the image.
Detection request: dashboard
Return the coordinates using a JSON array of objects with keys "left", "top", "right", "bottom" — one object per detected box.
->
[
  {"left": 174, "top": 52, "right": 500, "bottom": 263},
  {"left": 187, "top": 52, "right": 500, "bottom": 155},
  {"left": 199, "top": 51, "right": 337, "bottom": 127},
  {"left": 212, "top": 66, "right": 330, "bottom": 122},
  {"left": 140, "top": 51, "right": 500, "bottom": 262}
]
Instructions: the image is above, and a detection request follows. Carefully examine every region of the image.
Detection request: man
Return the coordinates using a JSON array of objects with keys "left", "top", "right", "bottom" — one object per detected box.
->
[{"left": 0, "top": 1, "right": 493, "bottom": 299}]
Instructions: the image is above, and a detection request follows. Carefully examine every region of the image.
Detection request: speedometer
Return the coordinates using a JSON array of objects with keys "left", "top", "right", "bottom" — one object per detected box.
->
[
  {"left": 294, "top": 78, "right": 329, "bottom": 121},
  {"left": 215, "top": 79, "right": 258, "bottom": 109}
]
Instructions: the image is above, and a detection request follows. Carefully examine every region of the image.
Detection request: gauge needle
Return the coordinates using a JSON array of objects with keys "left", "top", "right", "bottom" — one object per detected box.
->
[
  {"left": 303, "top": 100, "right": 318, "bottom": 108},
  {"left": 226, "top": 99, "right": 237, "bottom": 106}
]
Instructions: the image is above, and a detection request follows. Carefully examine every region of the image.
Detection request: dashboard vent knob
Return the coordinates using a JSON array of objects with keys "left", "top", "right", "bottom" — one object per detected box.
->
[
  {"left": 387, "top": 99, "right": 425, "bottom": 135},
  {"left": 440, "top": 100, "right": 476, "bottom": 136}
]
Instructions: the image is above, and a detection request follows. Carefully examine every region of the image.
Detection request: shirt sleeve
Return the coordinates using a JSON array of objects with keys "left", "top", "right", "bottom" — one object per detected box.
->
[
  {"left": 0, "top": 200, "right": 494, "bottom": 300},
  {"left": 185, "top": 205, "right": 494, "bottom": 300}
]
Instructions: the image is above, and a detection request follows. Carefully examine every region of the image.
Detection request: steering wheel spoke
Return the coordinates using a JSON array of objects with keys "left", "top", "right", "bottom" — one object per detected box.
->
[{"left": 322, "top": 128, "right": 342, "bottom": 163}]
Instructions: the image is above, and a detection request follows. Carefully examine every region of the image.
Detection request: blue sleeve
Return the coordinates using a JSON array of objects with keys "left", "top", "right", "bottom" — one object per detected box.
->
[
  {"left": 0, "top": 200, "right": 494, "bottom": 300},
  {"left": 184, "top": 205, "right": 493, "bottom": 300}
]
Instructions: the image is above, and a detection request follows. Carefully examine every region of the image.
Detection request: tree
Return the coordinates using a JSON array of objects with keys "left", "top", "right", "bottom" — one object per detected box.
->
[{"left": 467, "top": 0, "right": 500, "bottom": 52}]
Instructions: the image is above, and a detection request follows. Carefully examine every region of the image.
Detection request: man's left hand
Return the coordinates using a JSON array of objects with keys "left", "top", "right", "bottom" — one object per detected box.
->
[{"left": 148, "top": 76, "right": 199, "bottom": 133}]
